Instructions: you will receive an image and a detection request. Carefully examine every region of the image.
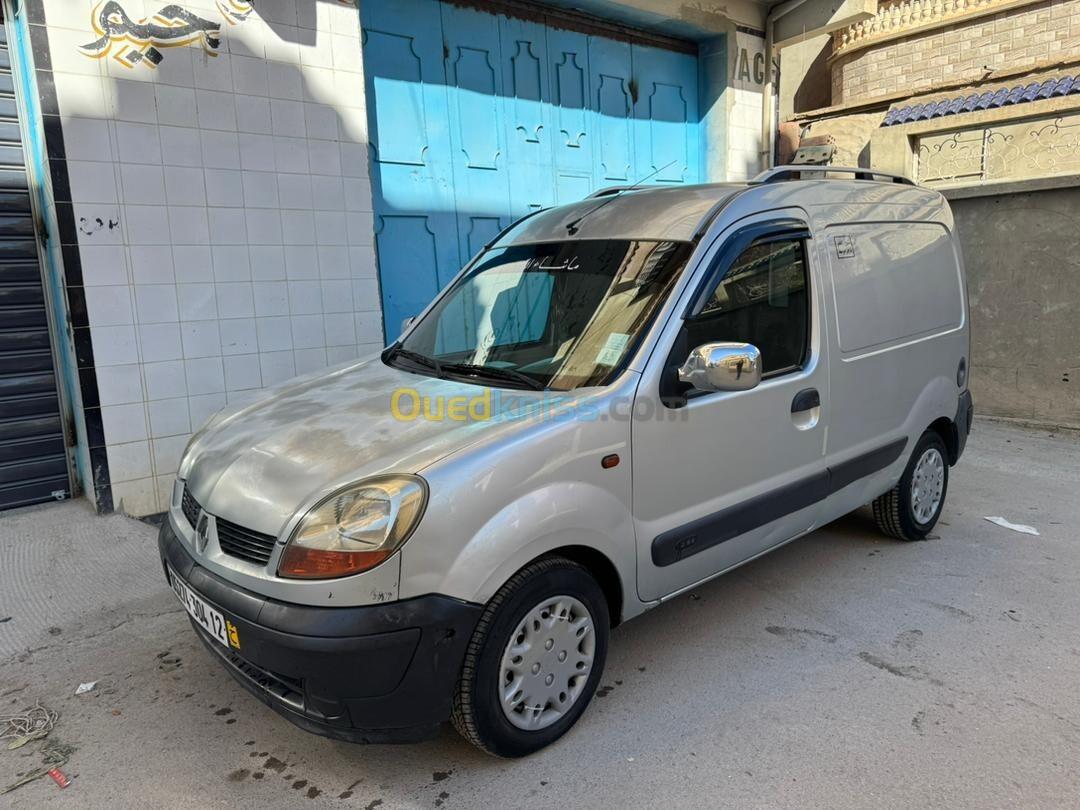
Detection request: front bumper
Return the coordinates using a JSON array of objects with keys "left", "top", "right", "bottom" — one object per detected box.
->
[{"left": 158, "top": 520, "right": 482, "bottom": 743}]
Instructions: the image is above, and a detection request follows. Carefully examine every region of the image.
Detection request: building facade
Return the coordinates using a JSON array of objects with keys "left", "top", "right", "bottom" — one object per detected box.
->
[
  {"left": 1, "top": 0, "right": 787, "bottom": 516},
  {"left": 784, "top": 0, "right": 1080, "bottom": 429}
]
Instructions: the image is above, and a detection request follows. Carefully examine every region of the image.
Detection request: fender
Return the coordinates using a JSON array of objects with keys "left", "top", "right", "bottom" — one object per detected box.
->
[
  {"left": 869, "top": 371, "right": 962, "bottom": 492},
  {"left": 900, "top": 373, "right": 964, "bottom": 458},
  {"left": 853, "top": 372, "right": 963, "bottom": 507},
  {"left": 399, "top": 480, "right": 639, "bottom": 620}
]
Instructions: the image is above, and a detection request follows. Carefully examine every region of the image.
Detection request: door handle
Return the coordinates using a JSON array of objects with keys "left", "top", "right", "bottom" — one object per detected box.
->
[{"left": 791, "top": 388, "right": 820, "bottom": 413}]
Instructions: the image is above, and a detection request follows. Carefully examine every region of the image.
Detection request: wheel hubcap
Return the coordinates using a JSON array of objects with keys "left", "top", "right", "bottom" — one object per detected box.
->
[
  {"left": 498, "top": 595, "right": 595, "bottom": 731},
  {"left": 911, "top": 447, "right": 945, "bottom": 524}
]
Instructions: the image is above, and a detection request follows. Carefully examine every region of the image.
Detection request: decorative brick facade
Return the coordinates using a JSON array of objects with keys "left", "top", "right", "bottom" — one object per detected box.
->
[{"left": 831, "top": 0, "right": 1080, "bottom": 104}]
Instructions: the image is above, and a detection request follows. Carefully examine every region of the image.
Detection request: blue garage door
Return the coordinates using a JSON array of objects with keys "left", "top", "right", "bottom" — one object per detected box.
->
[{"left": 361, "top": 0, "right": 701, "bottom": 339}]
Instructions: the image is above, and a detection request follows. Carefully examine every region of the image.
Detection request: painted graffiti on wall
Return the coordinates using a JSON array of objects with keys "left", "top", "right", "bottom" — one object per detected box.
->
[
  {"left": 217, "top": 0, "right": 256, "bottom": 25},
  {"left": 734, "top": 43, "right": 766, "bottom": 87},
  {"left": 80, "top": 0, "right": 253, "bottom": 69},
  {"left": 731, "top": 28, "right": 771, "bottom": 91}
]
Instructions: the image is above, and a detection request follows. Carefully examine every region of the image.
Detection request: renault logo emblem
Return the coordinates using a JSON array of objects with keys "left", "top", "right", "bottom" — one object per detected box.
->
[{"left": 195, "top": 511, "right": 210, "bottom": 553}]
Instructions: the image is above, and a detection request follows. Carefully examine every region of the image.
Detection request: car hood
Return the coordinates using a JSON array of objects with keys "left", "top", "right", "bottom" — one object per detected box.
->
[{"left": 180, "top": 354, "right": 579, "bottom": 537}]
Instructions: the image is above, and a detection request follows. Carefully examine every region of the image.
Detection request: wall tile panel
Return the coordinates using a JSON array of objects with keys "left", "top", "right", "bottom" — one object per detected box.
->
[{"left": 39, "top": 0, "right": 377, "bottom": 515}]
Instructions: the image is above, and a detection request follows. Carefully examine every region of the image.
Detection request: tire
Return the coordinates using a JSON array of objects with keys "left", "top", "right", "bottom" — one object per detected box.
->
[
  {"left": 873, "top": 430, "right": 949, "bottom": 541},
  {"left": 451, "top": 557, "right": 609, "bottom": 757}
]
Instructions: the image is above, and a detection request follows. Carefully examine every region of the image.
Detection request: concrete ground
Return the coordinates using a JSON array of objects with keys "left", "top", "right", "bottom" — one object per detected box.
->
[{"left": 1, "top": 419, "right": 1078, "bottom": 808}]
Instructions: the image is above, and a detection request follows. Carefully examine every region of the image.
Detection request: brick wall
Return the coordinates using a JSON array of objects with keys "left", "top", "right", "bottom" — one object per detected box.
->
[{"left": 831, "top": 0, "right": 1080, "bottom": 103}]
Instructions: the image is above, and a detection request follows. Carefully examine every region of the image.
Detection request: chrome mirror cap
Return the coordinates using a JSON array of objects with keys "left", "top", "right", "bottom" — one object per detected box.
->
[{"left": 678, "top": 342, "right": 762, "bottom": 393}]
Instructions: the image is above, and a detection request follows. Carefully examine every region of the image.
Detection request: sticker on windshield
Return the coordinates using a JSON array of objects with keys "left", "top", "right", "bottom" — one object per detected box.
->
[{"left": 595, "top": 333, "right": 631, "bottom": 366}]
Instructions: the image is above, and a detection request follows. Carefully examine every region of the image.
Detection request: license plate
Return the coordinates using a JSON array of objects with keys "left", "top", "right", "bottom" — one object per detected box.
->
[{"left": 169, "top": 566, "right": 232, "bottom": 649}]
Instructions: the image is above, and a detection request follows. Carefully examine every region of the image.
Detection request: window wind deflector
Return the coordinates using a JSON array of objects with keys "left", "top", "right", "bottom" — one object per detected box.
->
[
  {"left": 752, "top": 226, "right": 811, "bottom": 246},
  {"left": 683, "top": 219, "right": 810, "bottom": 320}
]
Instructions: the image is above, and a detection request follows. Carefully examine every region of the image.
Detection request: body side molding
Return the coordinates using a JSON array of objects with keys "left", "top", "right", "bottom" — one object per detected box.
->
[{"left": 651, "top": 438, "right": 908, "bottom": 567}]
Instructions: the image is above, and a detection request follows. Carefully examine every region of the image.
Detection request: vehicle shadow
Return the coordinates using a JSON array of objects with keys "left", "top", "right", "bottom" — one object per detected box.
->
[{"left": 304, "top": 508, "right": 902, "bottom": 769}]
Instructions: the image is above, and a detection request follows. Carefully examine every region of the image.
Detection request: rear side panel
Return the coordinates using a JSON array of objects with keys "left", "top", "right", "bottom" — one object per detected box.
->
[
  {"left": 815, "top": 205, "right": 968, "bottom": 515},
  {"left": 828, "top": 223, "right": 963, "bottom": 356}
]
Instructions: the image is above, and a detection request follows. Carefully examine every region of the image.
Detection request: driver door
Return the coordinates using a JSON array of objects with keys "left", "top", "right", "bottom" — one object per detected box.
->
[{"left": 632, "top": 214, "right": 830, "bottom": 602}]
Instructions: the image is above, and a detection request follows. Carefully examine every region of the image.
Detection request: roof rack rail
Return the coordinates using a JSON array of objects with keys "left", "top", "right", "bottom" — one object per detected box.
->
[
  {"left": 750, "top": 165, "right": 917, "bottom": 186},
  {"left": 588, "top": 185, "right": 634, "bottom": 198}
]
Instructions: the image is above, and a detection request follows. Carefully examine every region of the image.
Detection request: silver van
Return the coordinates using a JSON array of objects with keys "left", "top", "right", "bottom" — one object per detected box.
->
[{"left": 160, "top": 167, "right": 973, "bottom": 757}]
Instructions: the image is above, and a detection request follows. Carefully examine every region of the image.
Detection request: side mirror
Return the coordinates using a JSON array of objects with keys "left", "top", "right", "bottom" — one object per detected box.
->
[
  {"left": 400, "top": 316, "right": 415, "bottom": 333},
  {"left": 678, "top": 342, "right": 762, "bottom": 393}
]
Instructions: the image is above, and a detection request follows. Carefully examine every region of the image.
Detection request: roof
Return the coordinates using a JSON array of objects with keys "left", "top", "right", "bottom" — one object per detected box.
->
[
  {"left": 494, "top": 184, "right": 745, "bottom": 245},
  {"left": 882, "top": 75, "right": 1080, "bottom": 127},
  {"left": 493, "top": 175, "right": 949, "bottom": 245}
]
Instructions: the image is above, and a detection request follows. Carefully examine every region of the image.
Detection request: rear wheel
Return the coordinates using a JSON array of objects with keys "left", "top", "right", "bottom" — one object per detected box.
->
[
  {"left": 451, "top": 557, "right": 609, "bottom": 757},
  {"left": 873, "top": 430, "right": 949, "bottom": 541}
]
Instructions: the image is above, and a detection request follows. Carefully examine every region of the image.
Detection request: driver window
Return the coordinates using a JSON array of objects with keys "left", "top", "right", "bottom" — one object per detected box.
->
[{"left": 686, "top": 238, "right": 810, "bottom": 376}]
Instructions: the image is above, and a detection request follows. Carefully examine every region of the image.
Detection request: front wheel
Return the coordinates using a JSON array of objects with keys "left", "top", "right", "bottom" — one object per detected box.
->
[
  {"left": 873, "top": 430, "right": 949, "bottom": 541},
  {"left": 451, "top": 557, "right": 609, "bottom": 757}
]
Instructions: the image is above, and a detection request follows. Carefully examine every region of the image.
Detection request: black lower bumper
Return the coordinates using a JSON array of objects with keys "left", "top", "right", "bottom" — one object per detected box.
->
[
  {"left": 158, "top": 520, "right": 482, "bottom": 743},
  {"left": 955, "top": 389, "right": 974, "bottom": 462}
]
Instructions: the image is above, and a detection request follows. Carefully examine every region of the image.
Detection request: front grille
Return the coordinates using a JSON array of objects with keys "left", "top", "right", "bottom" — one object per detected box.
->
[
  {"left": 216, "top": 518, "right": 277, "bottom": 566},
  {"left": 180, "top": 485, "right": 276, "bottom": 567},
  {"left": 181, "top": 485, "right": 200, "bottom": 528}
]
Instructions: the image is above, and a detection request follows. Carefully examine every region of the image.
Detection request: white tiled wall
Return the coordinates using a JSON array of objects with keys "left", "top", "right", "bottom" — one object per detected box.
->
[
  {"left": 727, "top": 30, "right": 766, "bottom": 181},
  {"left": 43, "top": 0, "right": 381, "bottom": 516}
]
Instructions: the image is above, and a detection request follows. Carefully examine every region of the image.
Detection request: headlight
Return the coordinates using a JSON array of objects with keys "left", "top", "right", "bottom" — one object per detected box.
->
[{"left": 277, "top": 476, "right": 428, "bottom": 579}]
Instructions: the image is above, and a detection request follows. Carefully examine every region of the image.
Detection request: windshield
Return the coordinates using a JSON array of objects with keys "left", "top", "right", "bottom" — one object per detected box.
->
[{"left": 386, "top": 240, "right": 693, "bottom": 390}]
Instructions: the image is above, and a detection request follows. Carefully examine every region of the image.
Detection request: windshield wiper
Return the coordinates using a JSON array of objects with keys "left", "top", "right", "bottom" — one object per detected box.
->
[
  {"left": 389, "top": 346, "right": 442, "bottom": 374},
  {"left": 439, "top": 362, "right": 545, "bottom": 391},
  {"left": 391, "top": 346, "right": 544, "bottom": 390}
]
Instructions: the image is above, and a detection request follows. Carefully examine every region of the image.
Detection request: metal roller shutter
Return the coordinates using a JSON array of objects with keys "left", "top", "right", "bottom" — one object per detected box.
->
[{"left": 0, "top": 21, "right": 70, "bottom": 510}]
